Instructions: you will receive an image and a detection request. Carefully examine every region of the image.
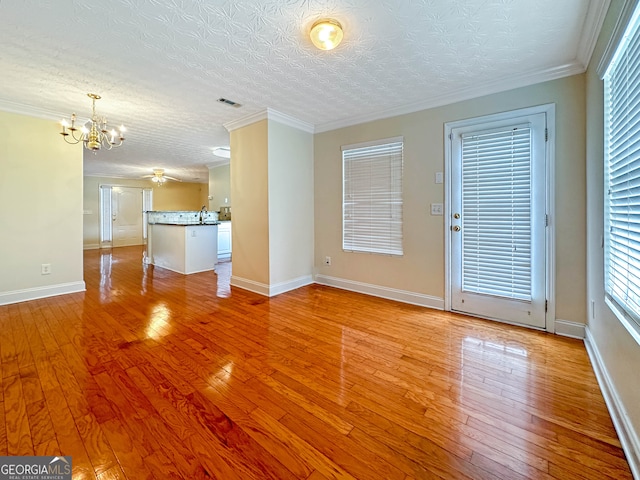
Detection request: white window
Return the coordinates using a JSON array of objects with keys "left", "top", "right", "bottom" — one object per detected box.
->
[
  {"left": 342, "top": 137, "right": 403, "bottom": 255},
  {"left": 604, "top": 2, "right": 640, "bottom": 341}
]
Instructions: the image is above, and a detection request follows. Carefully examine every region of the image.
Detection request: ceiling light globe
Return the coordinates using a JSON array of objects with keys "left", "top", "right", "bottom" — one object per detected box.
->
[{"left": 310, "top": 19, "right": 343, "bottom": 51}]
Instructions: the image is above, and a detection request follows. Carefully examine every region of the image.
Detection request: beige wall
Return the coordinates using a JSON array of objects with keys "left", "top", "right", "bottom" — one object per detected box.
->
[
  {"left": 268, "top": 121, "right": 314, "bottom": 285},
  {"left": 315, "top": 74, "right": 587, "bottom": 323},
  {"left": 586, "top": 0, "right": 640, "bottom": 469},
  {"left": 208, "top": 164, "right": 231, "bottom": 212},
  {"left": 230, "top": 120, "right": 270, "bottom": 285},
  {"left": 83, "top": 176, "right": 208, "bottom": 248},
  {"left": 0, "top": 110, "right": 84, "bottom": 303}
]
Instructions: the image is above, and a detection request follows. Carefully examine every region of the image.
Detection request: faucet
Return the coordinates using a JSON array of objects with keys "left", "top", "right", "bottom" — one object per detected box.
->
[{"left": 198, "top": 205, "right": 207, "bottom": 224}]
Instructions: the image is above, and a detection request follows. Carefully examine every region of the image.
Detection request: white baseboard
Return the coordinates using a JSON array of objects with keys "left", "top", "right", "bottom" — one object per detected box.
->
[
  {"left": 230, "top": 274, "right": 314, "bottom": 297},
  {"left": 270, "top": 275, "right": 314, "bottom": 296},
  {"left": 0, "top": 281, "right": 86, "bottom": 306},
  {"left": 230, "top": 276, "right": 270, "bottom": 296},
  {"left": 83, "top": 243, "right": 100, "bottom": 250},
  {"left": 585, "top": 327, "right": 640, "bottom": 479},
  {"left": 314, "top": 274, "right": 444, "bottom": 309},
  {"left": 555, "top": 319, "right": 586, "bottom": 339}
]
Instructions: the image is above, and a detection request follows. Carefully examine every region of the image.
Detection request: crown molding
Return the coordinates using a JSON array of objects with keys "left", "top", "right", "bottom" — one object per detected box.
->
[
  {"left": 576, "top": 0, "right": 611, "bottom": 69},
  {"left": 315, "top": 61, "right": 585, "bottom": 133},
  {"left": 224, "top": 108, "right": 314, "bottom": 133},
  {"left": 0, "top": 99, "right": 67, "bottom": 121}
]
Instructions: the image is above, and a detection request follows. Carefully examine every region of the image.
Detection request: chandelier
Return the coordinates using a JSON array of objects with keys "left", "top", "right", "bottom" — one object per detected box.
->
[{"left": 60, "top": 93, "right": 126, "bottom": 151}]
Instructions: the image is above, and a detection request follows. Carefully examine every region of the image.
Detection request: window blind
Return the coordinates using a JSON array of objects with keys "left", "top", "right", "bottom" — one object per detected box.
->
[
  {"left": 604, "top": 4, "right": 640, "bottom": 326},
  {"left": 461, "top": 127, "right": 532, "bottom": 301},
  {"left": 342, "top": 140, "right": 403, "bottom": 255}
]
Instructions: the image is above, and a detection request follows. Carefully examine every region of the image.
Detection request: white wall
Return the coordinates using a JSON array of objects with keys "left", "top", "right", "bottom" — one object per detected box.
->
[
  {"left": 0, "top": 110, "right": 84, "bottom": 304},
  {"left": 585, "top": 0, "right": 640, "bottom": 474},
  {"left": 314, "top": 75, "right": 587, "bottom": 322},
  {"left": 268, "top": 120, "right": 314, "bottom": 288}
]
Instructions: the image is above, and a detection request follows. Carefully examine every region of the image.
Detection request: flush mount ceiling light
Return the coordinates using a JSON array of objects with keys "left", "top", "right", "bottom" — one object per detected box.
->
[
  {"left": 309, "top": 19, "right": 343, "bottom": 51},
  {"left": 60, "top": 93, "right": 126, "bottom": 151},
  {"left": 213, "top": 146, "right": 231, "bottom": 159}
]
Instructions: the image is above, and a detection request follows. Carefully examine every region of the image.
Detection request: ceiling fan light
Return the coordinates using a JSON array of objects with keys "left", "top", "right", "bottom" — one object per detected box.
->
[{"left": 310, "top": 19, "right": 343, "bottom": 51}]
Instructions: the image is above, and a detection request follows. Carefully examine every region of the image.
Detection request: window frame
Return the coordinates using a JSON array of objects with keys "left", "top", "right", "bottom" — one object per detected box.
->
[{"left": 603, "top": 1, "right": 640, "bottom": 345}]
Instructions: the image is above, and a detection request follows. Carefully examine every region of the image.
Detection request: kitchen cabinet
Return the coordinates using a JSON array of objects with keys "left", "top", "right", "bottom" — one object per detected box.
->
[{"left": 218, "top": 221, "right": 232, "bottom": 259}]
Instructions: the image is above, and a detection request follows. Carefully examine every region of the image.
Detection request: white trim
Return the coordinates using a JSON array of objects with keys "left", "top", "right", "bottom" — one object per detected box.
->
[
  {"left": 316, "top": 63, "right": 583, "bottom": 133},
  {"left": 554, "top": 319, "right": 586, "bottom": 339},
  {"left": 584, "top": 327, "right": 640, "bottom": 479},
  {"left": 0, "top": 282, "right": 86, "bottom": 306},
  {"left": 230, "top": 275, "right": 314, "bottom": 297},
  {"left": 267, "top": 109, "right": 315, "bottom": 133},
  {"left": 605, "top": 296, "right": 640, "bottom": 346},
  {"left": 577, "top": 0, "right": 612, "bottom": 69},
  {"left": 0, "top": 99, "right": 66, "bottom": 121},
  {"left": 224, "top": 108, "right": 314, "bottom": 133},
  {"left": 83, "top": 243, "right": 100, "bottom": 250},
  {"left": 341, "top": 136, "right": 404, "bottom": 152},
  {"left": 314, "top": 274, "right": 444, "bottom": 310},
  {"left": 230, "top": 276, "right": 270, "bottom": 296},
  {"left": 444, "top": 103, "right": 556, "bottom": 332},
  {"left": 597, "top": 0, "right": 639, "bottom": 78},
  {"left": 269, "top": 275, "right": 314, "bottom": 296}
]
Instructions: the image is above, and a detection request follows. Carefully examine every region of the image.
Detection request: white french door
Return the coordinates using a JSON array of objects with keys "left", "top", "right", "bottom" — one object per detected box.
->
[
  {"left": 112, "top": 187, "right": 143, "bottom": 247},
  {"left": 446, "top": 107, "right": 551, "bottom": 329}
]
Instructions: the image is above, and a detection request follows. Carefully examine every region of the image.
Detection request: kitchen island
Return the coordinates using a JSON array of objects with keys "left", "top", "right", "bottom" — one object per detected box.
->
[{"left": 146, "top": 211, "right": 218, "bottom": 274}]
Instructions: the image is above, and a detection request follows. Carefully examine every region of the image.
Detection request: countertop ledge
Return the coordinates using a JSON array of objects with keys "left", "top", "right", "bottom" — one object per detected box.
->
[{"left": 151, "top": 222, "right": 220, "bottom": 226}]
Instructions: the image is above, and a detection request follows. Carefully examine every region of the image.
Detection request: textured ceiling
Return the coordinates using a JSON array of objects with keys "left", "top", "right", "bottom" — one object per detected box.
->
[{"left": 0, "top": 0, "right": 608, "bottom": 182}]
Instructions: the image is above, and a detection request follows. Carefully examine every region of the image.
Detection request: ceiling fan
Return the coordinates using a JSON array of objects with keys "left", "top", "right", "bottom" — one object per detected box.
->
[{"left": 142, "top": 168, "right": 181, "bottom": 186}]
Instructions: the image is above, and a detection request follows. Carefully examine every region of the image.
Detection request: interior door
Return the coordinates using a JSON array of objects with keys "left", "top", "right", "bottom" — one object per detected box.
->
[
  {"left": 449, "top": 111, "right": 547, "bottom": 329},
  {"left": 112, "top": 187, "right": 143, "bottom": 247}
]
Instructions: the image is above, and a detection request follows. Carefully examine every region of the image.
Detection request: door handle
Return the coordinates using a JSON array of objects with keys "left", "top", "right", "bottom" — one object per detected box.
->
[{"left": 452, "top": 225, "right": 461, "bottom": 232}]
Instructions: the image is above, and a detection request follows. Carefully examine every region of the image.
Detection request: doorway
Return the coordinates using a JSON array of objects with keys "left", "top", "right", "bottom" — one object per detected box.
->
[
  {"left": 100, "top": 185, "right": 152, "bottom": 248},
  {"left": 445, "top": 105, "right": 555, "bottom": 330}
]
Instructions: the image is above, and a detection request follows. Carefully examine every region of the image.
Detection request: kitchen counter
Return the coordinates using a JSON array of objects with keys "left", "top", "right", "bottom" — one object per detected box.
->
[{"left": 147, "top": 223, "right": 218, "bottom": 274}]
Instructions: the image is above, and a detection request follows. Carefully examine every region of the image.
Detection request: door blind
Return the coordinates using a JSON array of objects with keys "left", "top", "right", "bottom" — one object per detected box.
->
[
  {"left": 342, "top": 140, "right": 403, "bottom": 255},
  {"left": 604, "top": 4, "right": 640, "bottom": 325},
  {"left": 461, "top": 127, "right": 532, "bottom": 301}
]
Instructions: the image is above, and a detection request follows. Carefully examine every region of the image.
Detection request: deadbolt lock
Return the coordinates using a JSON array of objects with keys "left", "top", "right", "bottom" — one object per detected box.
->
[
  {"left": 452, "top": 225, "right": 461, "bottom": 232},
  {"left": 453, "top": 213, "right": 460, "bottom": 219}
]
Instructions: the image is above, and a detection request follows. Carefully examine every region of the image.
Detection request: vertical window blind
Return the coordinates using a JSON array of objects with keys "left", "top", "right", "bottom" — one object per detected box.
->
[
  {"left": 604, "top": 4, "right": 640, "bottom": 327},
  {"left": 461, "top": 127, "right": 533, "bottom": 301},
  {"left": 342, "top": 139, "right": 403, "bottom": 255}
]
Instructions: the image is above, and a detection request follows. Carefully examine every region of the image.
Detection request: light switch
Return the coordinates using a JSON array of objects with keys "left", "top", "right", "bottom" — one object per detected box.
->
[{"left": 435, "top": 172, "right": 443, "bottom": 184}]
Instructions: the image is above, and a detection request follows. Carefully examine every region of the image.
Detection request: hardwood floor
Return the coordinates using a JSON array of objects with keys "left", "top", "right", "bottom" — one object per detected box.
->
[{"left": 0, "top": 246, "right": 633, "bottom": 479}]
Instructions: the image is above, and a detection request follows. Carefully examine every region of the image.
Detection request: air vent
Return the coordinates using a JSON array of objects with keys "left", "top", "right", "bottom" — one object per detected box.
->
[{"left": 217, "top": 98, "right": 242, "bottom": 108}]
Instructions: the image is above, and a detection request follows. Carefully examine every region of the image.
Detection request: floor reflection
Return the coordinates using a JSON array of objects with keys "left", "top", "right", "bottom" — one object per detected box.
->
[{"left": 147, "top": 302, "right": 172, "bottom": 340}]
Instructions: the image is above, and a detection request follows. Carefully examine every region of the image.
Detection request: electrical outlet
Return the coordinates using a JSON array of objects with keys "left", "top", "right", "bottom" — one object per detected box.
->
[
  {"left": 431, "top": 203, "right": 443, "bottom": 215},
  {"left": 324, "top": 256, "right": 332, "bottom": 266},
  {"left": 41, "top": 263, "right": 51, "bottom": 275}
]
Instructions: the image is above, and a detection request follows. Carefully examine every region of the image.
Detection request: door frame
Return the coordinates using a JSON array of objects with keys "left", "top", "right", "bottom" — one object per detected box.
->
[
  {"left": 99, "top": 184, "right": 153, "bottom": 249},
  {"left": 443, "top": 103, "right": 556, "bottom": 333}
]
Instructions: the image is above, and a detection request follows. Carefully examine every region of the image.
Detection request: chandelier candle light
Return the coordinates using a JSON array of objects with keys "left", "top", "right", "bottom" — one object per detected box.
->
[{"left": 60, "top": 93, "right": 126, "bottom": 151}]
